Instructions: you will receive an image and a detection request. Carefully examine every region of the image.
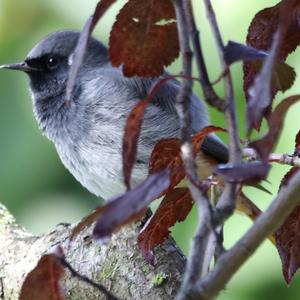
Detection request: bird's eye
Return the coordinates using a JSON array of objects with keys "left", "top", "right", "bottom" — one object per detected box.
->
[{"left": 45, "top": 56, "right": 59, "bottom": 70}]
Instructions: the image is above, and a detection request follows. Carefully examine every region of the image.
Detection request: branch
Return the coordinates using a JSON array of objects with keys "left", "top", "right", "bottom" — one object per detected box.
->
[
  {"left": 172, "top": 1, "right": 214, "bottom": 299},
  {"left": 182, "top": 0, "right": 225, "bottom": 111},
  {"left": 58, "top": 256, "right": 119, "bottom": 300},
  {"left": 176, "top": 0, "right": 243, "bottom": 289},
  {"left": 0, "top": 204, "right": 185, "bottom": 299},
  {"left": 243, "top": 147, "right": 300, "bottom": 167},
  {"left": 188, "top": 168, "right": 300, "bottom": 300},
  {"left": 203, "top": 0, "right": 241, "bottom": 232}
]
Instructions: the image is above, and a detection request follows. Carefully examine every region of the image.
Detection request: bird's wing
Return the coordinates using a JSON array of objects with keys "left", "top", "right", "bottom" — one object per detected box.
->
[
  {"left": 201, "top": 135, "right": 228, "bottom": 163},
  {"left": 129, "top": 75, "right": 229, "bottom": 164}
]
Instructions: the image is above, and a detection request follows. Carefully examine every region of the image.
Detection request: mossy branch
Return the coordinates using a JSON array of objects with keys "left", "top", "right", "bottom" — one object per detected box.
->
[{"left": 0, "top": 204, "right": 185, "bottom": 300}]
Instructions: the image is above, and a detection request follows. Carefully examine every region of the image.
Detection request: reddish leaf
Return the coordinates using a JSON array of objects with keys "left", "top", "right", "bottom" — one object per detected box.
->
[
  {"left": 216, "top": 161, "right": 270, "bottom": 184},
  {"left": 250, "top": 95, "right": 300, "bottom": 160},
  {"left": 149, "top": 126, "right": 225, "bottom": 190},
  {"left": 275, "top": 130, "right": 300, "bottom": 282},
  {"left": 109, "top": 0, "right": 179, "bottom": 77},
  {"left": 66, "top": 0, "right": 117, "bottom": 102},
  {"left": 224, "top": 41, "right": 295, "bottom": 92},
  {"left": 245, "top": 52, "right": 295, "bottom": 132},
  {"left": 20, "top": 252, "right": 65, "bottom": 300},
  {"left": 246, "top": 0, "right": 300, "bottom": 61},
  {"left": 276, "top": 167, "right": 300, "bottom": 283},
  {"left": 93, "top": 170, "right": 170, "bottom": 241},
  {"left": 246, "top": 30, "right": 281, "bottom": 132},
  {"left": 295, "top": 130, "right": 300, "bottom": 147},
  {"left": 276, "top": 205, "right": 300, "bottom": 284},
  {"left": 123, "top": 76, "right": 176, "bottom": 189},
  {"left": 149, "top": 138, "right": 182, "bottom": 188},
  {"left": 280, "top": 166, "right": 300, "bottom": 189},
  {"left": 69, "top": 206, "right": 105, "bottom": 242},
  {"left": 123, "top": 100, "right": 149, "bottom": 189},
  {"left": 138, "top": 188, "right": 193, "bottom": 264},
  {"left": 192, "top": 127, "right": 226, "bottom": 154},
  {"left": 294, "top": 130, "right": 300, "bottom": 156},
  {"left": 244, "top": 0, "right": 300, "bottom": 102}
]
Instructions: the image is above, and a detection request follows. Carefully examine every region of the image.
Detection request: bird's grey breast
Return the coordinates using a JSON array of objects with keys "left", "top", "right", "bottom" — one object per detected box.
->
[{"left": 52, "top": 68, "right": 147, "bottom": 198}]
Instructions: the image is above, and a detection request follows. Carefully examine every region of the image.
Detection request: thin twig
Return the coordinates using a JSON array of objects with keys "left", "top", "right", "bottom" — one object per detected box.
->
[
  {"left": 201, "top": 183, "right": 224, "bottom": 274},
  {"left": 183, "top": 0, "right": 226, "bottom": 111},
  {"left": 243, "top": 147, "right": 300, "bottom": 167},
  {"left": 188, "top": 169, "right": 300, "bottom": 300},
  {"left": 59, "top": 257, "right": 120, "bottom": 300},
  {"left": 204, "top": 0, "right": 241, "bottom": 164},
  {"left": 269, "top": 153, "right": 300, "bottom": 166},
  {"left": 195, "top": 0, "right": 242, "bottom": 272},
  {"left": 172, "top": 1, "right": 215, "bottom": 299},
  {"left": 203, "top": 0, "right": 241, "bottom": 238}
]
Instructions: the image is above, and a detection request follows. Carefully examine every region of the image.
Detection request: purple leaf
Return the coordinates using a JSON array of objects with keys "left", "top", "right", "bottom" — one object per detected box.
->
[
  {"left": 224, "top": 41, "right": 267, "bottom": 65},
  {"left": 250, "top": 95, "right": 300, "bottom": 161},
  {"left": 216, "top": 161, "right": 270, "bottom": 184},
  {"left": 93, "top": 170, "right": 170, "bottom": 241}
]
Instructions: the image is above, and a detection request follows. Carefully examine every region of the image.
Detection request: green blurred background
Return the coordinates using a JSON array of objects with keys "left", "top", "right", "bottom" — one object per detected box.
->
[{"left": 1, "top": 0, "right": 300, "bottom": 299}]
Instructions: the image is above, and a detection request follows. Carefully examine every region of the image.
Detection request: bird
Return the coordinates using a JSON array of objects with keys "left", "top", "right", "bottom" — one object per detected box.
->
[{"left": 0, "top": 30, "right": 228, "bottom": 200}]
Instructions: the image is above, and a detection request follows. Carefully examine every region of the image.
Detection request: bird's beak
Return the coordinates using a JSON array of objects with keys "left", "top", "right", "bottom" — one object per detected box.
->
[{"left": 0, "top": 61, "right": 36, "bottom": 73}]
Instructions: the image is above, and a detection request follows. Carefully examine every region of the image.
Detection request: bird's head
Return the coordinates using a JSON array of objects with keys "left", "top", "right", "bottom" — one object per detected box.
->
[
  {"left": 1, "top": 30, "right": 108, "bottom": 102},
  {"left": 0, "top": 30, "right": 108, "bottom": 139}
]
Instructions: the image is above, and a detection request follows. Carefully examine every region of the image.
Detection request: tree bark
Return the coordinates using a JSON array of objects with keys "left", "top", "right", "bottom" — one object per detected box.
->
[{"left": 0, "top": 204, "right": 185, "bottom": 300}]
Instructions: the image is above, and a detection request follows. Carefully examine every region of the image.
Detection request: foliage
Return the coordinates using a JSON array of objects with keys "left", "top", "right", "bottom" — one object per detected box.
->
[{"left": 20, "top": 249, "right": 65, "bottom": 300}]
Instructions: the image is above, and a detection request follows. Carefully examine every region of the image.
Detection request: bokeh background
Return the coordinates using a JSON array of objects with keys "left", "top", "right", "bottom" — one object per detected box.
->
[{"left": 1, "top": 0, "right": 300, "bottom": 299}]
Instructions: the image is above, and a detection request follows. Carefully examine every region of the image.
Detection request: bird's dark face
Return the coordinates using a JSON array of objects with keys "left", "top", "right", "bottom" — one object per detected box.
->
[
  {"left": 1, "top": 31, "right": 83, "bottom": 101},
  {"left": 25, "top": 31, "right": 81, "bottom": 104},
  {"left": 0, "top": 32, "right": 78, "bottom": 139},
  {"left": 1, "top": 30, "right": 109, "bottom": 140},
  {"left": 26, "top": 52, "right": 70, "bottom": 102},
  {"left": 19, "top": 32, "right": 82, "bottom": 138}
]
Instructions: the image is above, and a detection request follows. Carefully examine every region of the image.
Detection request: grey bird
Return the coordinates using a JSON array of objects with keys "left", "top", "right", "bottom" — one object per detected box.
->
[{"left": 1, "top": 31, "right": 228, "bottom": 200}]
